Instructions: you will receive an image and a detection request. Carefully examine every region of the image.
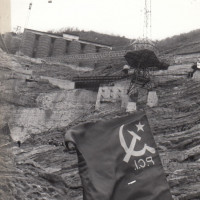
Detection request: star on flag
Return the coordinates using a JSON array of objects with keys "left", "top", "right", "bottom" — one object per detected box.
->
[
  {"left": 64, "top": 112, "right": 173, "bottom": 200},
  {"left": 136, "top": 122, "right": 144, "bottom": 132}
]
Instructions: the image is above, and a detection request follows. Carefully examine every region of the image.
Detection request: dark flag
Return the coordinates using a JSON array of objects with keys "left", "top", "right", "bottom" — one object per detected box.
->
[{"left": 65, "top": 111, "right": 173, "bottom": 200}]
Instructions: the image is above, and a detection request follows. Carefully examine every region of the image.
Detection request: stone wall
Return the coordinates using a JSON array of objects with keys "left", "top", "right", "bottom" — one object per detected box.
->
[
  {"left": 79, "top": 60, "right": 95, "bottom": 67},
  {"left": 21, "top": 31, "right": 36, "bottom": 57},
  {"left": 20, "top": 30, "right": 112, "bottom": 63},
  {"left": 45, "top": 50, "right": 126, "bottom": 68},
  {"left": 36, "top": 35, "right": 52, "bottom": 58},
  {"left": 83, "top": 44, "right": 96, "bottom": 53},
  {"left": 18, "top": 30, "right": 114, "bottom": 68},
  {"left": 67, "top": 41, "right": 81, "bottom": 55},
  {"left": 99, "top": 47, "right": 110, "bottom": 52},
  {"left": 52, "top": 38, "right": 66, "bottom": 56},
  {"left": 79, "top": 44, "right": 98, "bottom": 67}
]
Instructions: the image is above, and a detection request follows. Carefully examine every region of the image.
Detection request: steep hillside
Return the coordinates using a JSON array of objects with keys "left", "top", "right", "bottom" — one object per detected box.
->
[
  {"left": 3, "top": 25, "right": 200, "bottom": 61},
  {"left": 51, "top": 28, "right": 200, "bottom": 55},
  {"left": 0, "top": 50, "right": 199, "bottom": 200},
  {"left": 6, "top": 27, "right": 200, "bottom": 58},
  {"left": 157, "top": 29, "right": 200, "bottom": 55},
  {"left": 49, "top": 28, "right": 131, "bottom": 48},
  {"left": 0, "top": 49, "right": 96, "bottom": 200}
]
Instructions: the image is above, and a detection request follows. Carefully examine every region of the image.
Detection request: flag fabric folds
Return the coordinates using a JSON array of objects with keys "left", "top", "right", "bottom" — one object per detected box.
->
[{"left": 65, "top": 111, "right": 173, "bottom": 200}]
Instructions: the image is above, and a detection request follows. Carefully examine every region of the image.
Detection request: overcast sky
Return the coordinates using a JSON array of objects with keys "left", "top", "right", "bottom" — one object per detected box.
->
[{"left": 11, "top": 0, "right": 200, "bottom": 40}]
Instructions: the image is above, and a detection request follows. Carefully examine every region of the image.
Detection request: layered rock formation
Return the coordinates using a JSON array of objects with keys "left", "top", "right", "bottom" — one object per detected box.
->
[
  {"left": 0, "top": 49, "right": 96, "bottom": 199},
  {"left": 0, "top": 49, "right": 199, "bottom": 199}
]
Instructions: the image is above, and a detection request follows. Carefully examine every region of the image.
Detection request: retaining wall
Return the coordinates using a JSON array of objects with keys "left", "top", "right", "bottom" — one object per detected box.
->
[
  {"left": 20, "top": 30, "right": 112, "bottom": 59},
  {"left": 19, "top": 30, "right": 126, "bottom": 67},
  {"left": 36, "top": 35, "right": 51, "bottom": 58},
  {"left": 79, "top": 60, "right": 95, "bottom": 67},
  {"left": 52, "top": 38, "right": 66, "bottom": 56},
  {"left": 67, "top": 41, "right": 81, "bottom": 55},
  {"left": 21, "top": 31, "right": 36, "bottom": 57},
  {"left": 84, "top": 44, "right": 97, "bottom": 53},
  {"left": 45, "top": 50, "right": 127, "bottom": 68},
  {"left": 99, "top": 47, "right": 110, "bottom": 52},
  {"left": 46, "top": 50, "right": 127, "bottom": 63}
]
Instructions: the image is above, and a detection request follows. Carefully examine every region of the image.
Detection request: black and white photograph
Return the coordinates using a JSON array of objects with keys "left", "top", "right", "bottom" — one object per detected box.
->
[{"left": 0, "top": 0, "right": 200, "bottom": 199}]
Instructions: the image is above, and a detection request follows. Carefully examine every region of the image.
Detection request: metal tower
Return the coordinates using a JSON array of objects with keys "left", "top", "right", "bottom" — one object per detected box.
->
[
  {"left": 131, "top": 0, "right": 154, "bottom": 51},
  {"left": 143, "top": 0, "right": 152, "bottom": 40}
]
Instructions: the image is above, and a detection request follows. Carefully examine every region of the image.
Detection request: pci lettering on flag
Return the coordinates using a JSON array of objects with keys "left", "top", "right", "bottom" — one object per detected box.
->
[{"left": 65, "top": 111, "right": 173, "bottom": 200}]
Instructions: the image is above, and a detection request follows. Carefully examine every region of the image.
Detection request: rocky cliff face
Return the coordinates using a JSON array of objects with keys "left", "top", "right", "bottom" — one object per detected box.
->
[
  {"left": 0, "top": 49, "right": 96, "bottom": 199},
  {"left": 0, "top": 49, "right": 199, "bottom": 200}
]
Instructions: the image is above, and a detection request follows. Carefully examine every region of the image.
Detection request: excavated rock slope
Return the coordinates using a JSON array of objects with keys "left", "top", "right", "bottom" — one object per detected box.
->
[{"left": 0, "top": 50, "right": 199, "bottom": 200}]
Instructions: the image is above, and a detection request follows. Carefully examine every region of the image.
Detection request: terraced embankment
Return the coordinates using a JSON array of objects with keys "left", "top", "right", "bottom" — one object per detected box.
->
[
  {"left": 0, "top": 50, "right": 199, "bottom": 199},
  {"left": 146, "top": 77, "right": 200, "bottom": 200}
]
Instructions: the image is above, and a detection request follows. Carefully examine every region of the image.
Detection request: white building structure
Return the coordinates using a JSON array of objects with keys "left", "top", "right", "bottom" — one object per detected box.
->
[{"left": 0, "top": 0, "right": 11, "bottom": 34}]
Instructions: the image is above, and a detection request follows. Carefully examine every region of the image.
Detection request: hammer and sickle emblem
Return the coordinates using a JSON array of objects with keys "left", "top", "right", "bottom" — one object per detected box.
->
[{"left": 119, "top": 125, "right": 156, "bottom": 163}]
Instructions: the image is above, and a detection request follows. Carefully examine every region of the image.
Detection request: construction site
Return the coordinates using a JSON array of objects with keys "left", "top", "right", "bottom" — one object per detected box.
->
[{"left": 0, "top": 0, "right": 200, "bottom": 200}]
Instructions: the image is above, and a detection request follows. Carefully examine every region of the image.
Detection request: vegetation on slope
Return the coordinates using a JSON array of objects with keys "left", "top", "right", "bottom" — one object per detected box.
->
[
  {"left": 50, "top": 27, "right": 200, "bottom": 55},
  {"left": 49, "top": 27, "right": 131, "bottom": 48},
  {"left": 156, "top": 29, "right": 200, "bottom": 55}
]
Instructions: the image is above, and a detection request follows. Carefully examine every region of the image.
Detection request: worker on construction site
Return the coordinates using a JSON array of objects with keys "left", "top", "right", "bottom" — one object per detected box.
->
[
  {"left": 197, "top": 59, "right": 200, "bottom": 69},
  {"left": 191, "top": 62, "right": 197, "bottom": 71},
  {"left": 122, "top": 64, "right": 130, "bottom": 75},
  {"left": 188, "top": 60, "right": 199, "bottom": 78}
]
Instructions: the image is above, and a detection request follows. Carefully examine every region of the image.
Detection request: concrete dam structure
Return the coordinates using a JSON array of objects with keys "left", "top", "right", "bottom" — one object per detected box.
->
[
  {"left": 0, "top": 0, "right": 11, "bottom": 34},
  {"left": 21, "top": 29, "right": 112, "bottom": 59}
]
